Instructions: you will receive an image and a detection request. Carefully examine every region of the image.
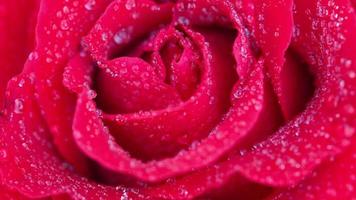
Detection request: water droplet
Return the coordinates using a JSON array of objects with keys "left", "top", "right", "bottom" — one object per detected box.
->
[
  {"left": 341, "top": 58, "right": 352, "bottom": 67},
  {"left": 348, "top": 70, "right": 355, "bottom": 79},
  {"left": 18, "top": 79, "right": 25, "bottom": 88},
  {"left": 114, "top": 27, "right": 133, "bottom": 45},
  {"left": 178, "top": 187, "right": 189, "bottom": 197},
  {"left": 344, "top": 124, "right": 354, "bottom": 137},
  {"left": 125, "top": 0, "right": 136, "bottom": 10},
  {"left": 46, "top": 57, "right": 53, "bottom": 63},
  {"left": 87, "top": 90, "right": 97, "bottom": 99},
  {"left": 101, "top": 33, "right": 108, "bottom": 41},
  {"left": 120, "top": 188, "right": 129, "bottom": 200},
  {"left": 28, "top": 51, "right": 39, "bottom": 60},
  {"left": 14, "top": 98, "right": 24, "bottom": 114},
  {"left": 177, "top": 16, "right": 190, "bottom": 25},
  {"left": 63, "top": 6, "right": 70, "bottom": 14},
  {"left": 84, "top": 0, "right": 96, "bottom": 11},
  {"left": 60, "top": 20, "right": 69, "bottom": 30},
  {"left": 73, "top": 130, "right": 82, "bottom": 139},
  {"left": 0, "top": 149, "right": 7, "bottom": 159}
]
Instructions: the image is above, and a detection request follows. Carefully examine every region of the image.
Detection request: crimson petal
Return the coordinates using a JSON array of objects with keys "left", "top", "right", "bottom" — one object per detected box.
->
[
  {"left": 233, "top": 0, "right": 356, "bottom": 186},
  {"left": 72, "top": 61, "right": 264, "bottom": 182},
  {"left": 0, "top": 0, "right": 39, "bottom": 110},
  {"left": 268, "top": 141, "right": 356, "bottom": 200},
  {"left": 0, "top": 76, "right": 143, "bottom": 199},
  {"left": 32, "top": 0, "right": 113, "bottom": 175}
]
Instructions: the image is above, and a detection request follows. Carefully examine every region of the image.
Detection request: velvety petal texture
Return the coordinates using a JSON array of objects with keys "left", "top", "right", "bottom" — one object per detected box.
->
[{"left": 0, "top": 0, "right": 355, "bottom": 199}]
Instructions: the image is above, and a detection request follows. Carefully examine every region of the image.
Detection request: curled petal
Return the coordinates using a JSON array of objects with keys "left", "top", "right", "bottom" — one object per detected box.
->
[
  {"left": 0, "top": 0, "right": 39, "bottom": 110},
  {"left": 73, "top": 62, "right": 265, "bottom": 182},
  {"left": 268, "top": 141, "right": 356, "bottom": 200},
  {"left": 0, "top": 76, "right": 143, "bottom": 199},
  {"left": 233, "top": 0, "right": 356, "bottom": 186},
  {"left": 32, "top": 0, "right": 113, "bottom": 175}
]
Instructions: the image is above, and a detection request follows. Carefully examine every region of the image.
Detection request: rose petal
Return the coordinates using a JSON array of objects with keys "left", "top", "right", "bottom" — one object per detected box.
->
[
  {"left": 72, "top": 61, "right": 264, "bottom": 182},
  {"left": 143, "top": 159, "right": 273, "bottom": 200},
  {"left": 63, "top": 52, "right": 94, "bottom": 94},
  {"left": 232, "top": 0, "right": 356, "bottom": 186},
  {"left": 0, "top": 0, "right": 39, "bottom": 110},
  {"left": 279, "top": 49, "right": 315, "bottom": 120},
  {"left": 0, "top": 184, "right": 35, "bottom": 200},
  {"left": 32, "top": 0, "right": 113, "bottom": 175},
  {"left": 102, "top": 25, "right": 237, "bottom": 160},
  {"left": 0, "top": 76, "right": 143, "bottom": 199},
  {"left": 142, "top": 70, "right": 284, "bottom": 199},
  {"left": 268, "top": 141, "right": 356, "bottom": 200},
  {"left": 95, "top": 57, "right": 182, "bottom": 114},
  {"left": 84, "top": 0, "right": 173, "bottom": 63},
  {"left": 253, "top": 0, "right": 294, "bottom": 120}
]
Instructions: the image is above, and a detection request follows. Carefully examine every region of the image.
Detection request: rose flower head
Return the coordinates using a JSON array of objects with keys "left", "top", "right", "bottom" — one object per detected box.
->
[{"left": 0, "top": 0, "right": 355, "bottom": 199}]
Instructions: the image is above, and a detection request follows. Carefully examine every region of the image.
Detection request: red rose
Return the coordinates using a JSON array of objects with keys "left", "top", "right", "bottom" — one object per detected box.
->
[{"left": 0, "top": 0, "right": 355, "bottom": 199}]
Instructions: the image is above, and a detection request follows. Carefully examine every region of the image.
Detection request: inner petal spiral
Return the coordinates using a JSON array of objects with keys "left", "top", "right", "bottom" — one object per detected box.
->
[
  {"left": 101, "top": 25, "right": 238, "bottom": 161},
  {"left": 81, "top": 0, "right": 239, "bottom": 162}
]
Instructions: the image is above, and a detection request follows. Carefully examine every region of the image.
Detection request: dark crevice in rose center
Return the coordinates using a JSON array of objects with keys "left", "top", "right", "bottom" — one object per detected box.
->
[
  {"left": 281, "top": 47, "right": 316, "bottom": 120},
  {"left": 88, "top": 160, "right": 145, "bottom": 187},
  {"left": 107, "top": 30, "right": 158, "bottom": 60},
  {"left": 159, "top": 28, "right": 202, "bottom": 100},
  {"left": 161, "top": 40, "right": 184, "bottom": 83},
  {"left": 233, "top": 47, "right": 316, "bottom": 156}
]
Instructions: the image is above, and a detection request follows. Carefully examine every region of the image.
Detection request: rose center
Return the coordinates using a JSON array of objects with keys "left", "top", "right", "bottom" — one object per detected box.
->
[{"left": 94, "top": 27, "right": 202, "bottom": 114}]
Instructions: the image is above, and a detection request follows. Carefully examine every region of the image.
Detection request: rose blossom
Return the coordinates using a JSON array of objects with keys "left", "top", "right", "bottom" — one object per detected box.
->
[{"left": 0, "top": 0, "right": 355, "bottom": 199}]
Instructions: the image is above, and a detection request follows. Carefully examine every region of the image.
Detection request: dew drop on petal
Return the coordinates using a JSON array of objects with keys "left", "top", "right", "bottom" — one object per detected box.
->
[
  {"left": 348, "top": 70, "right": 355, "bottom": 79},
  {"left": 0, "top": 149, "right": 7, "bottom": 159},
  {"left": 28, "top": 51, "right": 39, "bottom": 60},
  {"left": 87, "top": 90, "right": 97, "bottom": 99},
  {"left": 14, "top": 98, "right": 24, "bottom": 114},
  {"left": 60, "top": 20, "right": 69, "bottom": 30},
  {"left": 177, "top": 16, "right": 190, "bottom": 25},
  {"left": 344, "top": 124, "right": 355, "bottom": 137},
  {"left": 120, "top": 188, "right": 129, "bottom": 200},
  {"left": 18, "top": 79, "right": 25, "bottom": 88},
  {"left": 114, "top": 27, "right": 133, "bottom": 44},
  {"left": 84, "top": 0, "right": 96, "bottom": 11},
  {"left": 63, "top": 6, "right": 70, "bottom": 14},
  {"left": 73, "top": 130, "right": 82, "bottom": 139},
  {"left": 125, "top": 0, "right": 136, "bottom": 10}
]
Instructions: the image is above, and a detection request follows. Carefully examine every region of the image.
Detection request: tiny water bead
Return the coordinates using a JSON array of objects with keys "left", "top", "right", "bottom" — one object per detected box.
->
[
  {"left": 0, "top": 149, "right": 7, "bottom": 159},
  {"left": 113, "top": 27, "right": 133, "bottom": 45},
  {"left": 14, "top": 98, "right": 24, "bottom": 114},
  {"left": 28, "top": 51, "right": 39, "bottom": 61},
  {"left": 84, "top": 0, "right": 96, "bottom": 11}
]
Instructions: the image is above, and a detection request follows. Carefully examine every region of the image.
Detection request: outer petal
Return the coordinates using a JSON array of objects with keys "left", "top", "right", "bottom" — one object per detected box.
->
[
  {"left": 32, "top": 0, "right": 113, "bottom": 175},
  {"left": 0, "top": 184, "right": 36, "bottom": 200},
  {"left": 0, "top": 76, "right": 143, "bottom": 200},
  {"left": 252, "top": 0, "right": 294, "bottom": 120},
  {"left": 233, "top": 0, "right": 356, "bottom": 186},
  {"left": 0, "top": 0, "right": 39, "bottom": 110},
  {"left": 269, "top": 141, "right": 356, "bottom": 200}
]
